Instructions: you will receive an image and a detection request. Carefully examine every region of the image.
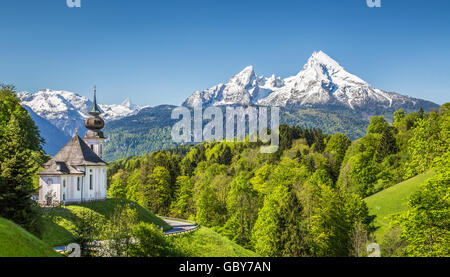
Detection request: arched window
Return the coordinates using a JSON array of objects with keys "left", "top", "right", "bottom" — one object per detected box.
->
[
  {"left": 77, "top": 177, "right": 81, "bottom": 191},
  {"left": 47, "top": 178, "right": 53, "bottom": 185},
  {"left": 89, "top": 170, "right": 93, "bottom": 190}
]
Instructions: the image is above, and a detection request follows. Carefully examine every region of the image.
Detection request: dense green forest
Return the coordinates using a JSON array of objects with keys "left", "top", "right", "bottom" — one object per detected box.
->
[{"left": 107, "top": 103, "right": 449, "bottom": 257}]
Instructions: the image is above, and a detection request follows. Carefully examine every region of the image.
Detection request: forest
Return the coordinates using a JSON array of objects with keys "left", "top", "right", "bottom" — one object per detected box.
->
[{"left": 107, "top": 103, "right": 450, "bottom": 257}]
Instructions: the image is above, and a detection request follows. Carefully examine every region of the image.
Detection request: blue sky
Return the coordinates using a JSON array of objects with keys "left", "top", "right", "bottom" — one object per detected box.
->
[{"left": 0, "top": 0, "right": 449, "bottom": 105}]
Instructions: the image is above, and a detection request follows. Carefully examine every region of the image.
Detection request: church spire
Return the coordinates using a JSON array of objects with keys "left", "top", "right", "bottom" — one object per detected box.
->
[{"left": 89, "top": 85, "right": 101, "bottom": 116}]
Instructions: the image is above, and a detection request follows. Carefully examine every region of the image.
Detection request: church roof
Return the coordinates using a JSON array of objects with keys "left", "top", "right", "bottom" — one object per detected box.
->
[{"left": 39, "top": 135, "right": 107, "bottom": 176}]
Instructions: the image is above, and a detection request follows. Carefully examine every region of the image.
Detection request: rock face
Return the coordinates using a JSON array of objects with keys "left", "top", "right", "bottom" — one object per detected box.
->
[{"left": 183, "top": 51, "right": 438, "bottom": 114}]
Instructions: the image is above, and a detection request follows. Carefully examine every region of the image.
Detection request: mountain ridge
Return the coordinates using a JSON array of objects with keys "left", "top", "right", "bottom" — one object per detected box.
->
[
  {"left": 183, "top": 51, "right": 439, "bottom": 115},
  {"left": 18, "top": 89, "right": 141, "bottom": 138}
]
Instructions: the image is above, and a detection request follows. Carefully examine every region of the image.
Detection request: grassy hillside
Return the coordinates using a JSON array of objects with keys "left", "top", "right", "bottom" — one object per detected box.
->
[
  {"left": 40, "top": 198, "right": 171, "bottom": 246},
  {"left": 170, "top": 227, "right": 258, "bottom": 257},
  {"left": 364, "top": 171, "right": 437, "bottom": 241},
  {"left": 0, "top": 217, "right": 60, "bottom": 257}
]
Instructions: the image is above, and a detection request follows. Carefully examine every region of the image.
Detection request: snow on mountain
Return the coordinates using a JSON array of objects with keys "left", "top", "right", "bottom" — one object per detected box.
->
[
  {"left": 184, "top": 65, "right": 284, "bottom": 107},
  {"left": 18, "top": 89, "right": 141, "bottom": 137},
  {"left": 183, "top": 51, "right": 437, "bottom": 113}
]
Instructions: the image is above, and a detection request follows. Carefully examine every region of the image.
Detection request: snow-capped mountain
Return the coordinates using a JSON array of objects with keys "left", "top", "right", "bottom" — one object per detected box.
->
[
  {"left": 18, "top": 89, "right": 141, "bottom": 138},
  {"left": 183, "top": 51, "right": 438, "bottom": 113}
]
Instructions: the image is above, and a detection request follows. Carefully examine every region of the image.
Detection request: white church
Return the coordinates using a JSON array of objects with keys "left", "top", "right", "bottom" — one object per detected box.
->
[{"left": 38, "top": 88, "right": 108, "bottom": 205}]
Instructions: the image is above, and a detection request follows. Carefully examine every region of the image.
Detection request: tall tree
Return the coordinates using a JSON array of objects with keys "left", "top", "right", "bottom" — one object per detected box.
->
[
  {"left": 252, "top": 185, "right": 309, "bottom": 257},
  {"left": 0, "top": 115, "right": 38, "bottom": 229},
  {"left": 141, "top": 166, "right": 172, "bottom": 215},
  {"left": 374, "top": 128, "right": 398, "bottom": 162}
]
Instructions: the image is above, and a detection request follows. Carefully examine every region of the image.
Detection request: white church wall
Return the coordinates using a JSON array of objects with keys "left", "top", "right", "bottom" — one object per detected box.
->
[
  {"left": 83, "top": 166, "right": 107, "bottom": 202},
  {"left": 39, "top": 176, "right": 61, "bottom": 204}
]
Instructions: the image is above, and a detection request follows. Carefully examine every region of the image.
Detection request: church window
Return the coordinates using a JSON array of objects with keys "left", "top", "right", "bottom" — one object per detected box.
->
[
  {"left": 89, "top": 171, "right": 93, "bottom": 190},
  {"left": 77, "top": 177, "right": 80, "bottom": 191},
  {"left": 47, "top": 178, "right": 53, "bottom": 185},
  {"left": 99, "top": 144, "right": 103, "bottom": 157},
  {"left": 63, "top": 193, "right": 65, "bottom": 201},
  {"left": 63, "top": 180, "right": 66, "bottom": 188},
  {"left": 91, "top": 145, "right": 94, "bottom": 151}
]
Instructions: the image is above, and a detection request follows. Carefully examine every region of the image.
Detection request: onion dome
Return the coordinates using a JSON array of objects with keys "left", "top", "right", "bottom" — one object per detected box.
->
[
  {"left": 84, "top": 86, "right": 105, "bottom": 138},
  {"left": 85, "top": 116, "right": 104, "bottom": 130}
]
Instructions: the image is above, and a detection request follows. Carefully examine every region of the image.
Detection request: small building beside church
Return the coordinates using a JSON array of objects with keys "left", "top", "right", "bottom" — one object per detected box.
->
[{"left": 38, "top": 89, "right": 108, "bottom": 205}]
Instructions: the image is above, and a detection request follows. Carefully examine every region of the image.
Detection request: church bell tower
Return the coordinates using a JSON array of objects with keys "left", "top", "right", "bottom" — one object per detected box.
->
[{"left": 84, "top": 86, "right": 106, "bottom": 159}]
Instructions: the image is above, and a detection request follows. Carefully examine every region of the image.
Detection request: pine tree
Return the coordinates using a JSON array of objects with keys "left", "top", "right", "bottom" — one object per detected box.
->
[
  {"left": 418, "top": 107, "right": 425, "bottom": 119},
  {"left": 219, "top": 145, "right": 233, "bottom": 165},
  {"left": 375, "top": 128, "right": 398, "bottom": 162},
  {"left": 0, "top": 115, "right": 37, "bottom": 228}
]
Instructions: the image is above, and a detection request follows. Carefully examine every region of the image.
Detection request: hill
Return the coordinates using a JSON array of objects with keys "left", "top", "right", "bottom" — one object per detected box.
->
[
  {"left": 40, "top": 198, "right": 171, "bottom": 246},
  {"left": 364, "top": 171, "right": 437, "bottom": 241},
  {"left": 0, "top": 217, "right": 60, "bottom": 257},
  {"left": 170, "top": 227, "right": 258, "bottom": 257}
]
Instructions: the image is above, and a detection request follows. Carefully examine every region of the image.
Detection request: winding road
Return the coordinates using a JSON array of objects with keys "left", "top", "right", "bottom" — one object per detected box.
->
[
  {"left": 54, "top": 217, "right": 198, "bottom": 253},
  {"left": 162, "top": 218, "right": 199, "bottom": 236}
]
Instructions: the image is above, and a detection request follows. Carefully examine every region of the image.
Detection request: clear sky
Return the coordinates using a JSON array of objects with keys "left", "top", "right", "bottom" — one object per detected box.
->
[{"left": 0, "top": 0, "right": 449, "bottom": 106}]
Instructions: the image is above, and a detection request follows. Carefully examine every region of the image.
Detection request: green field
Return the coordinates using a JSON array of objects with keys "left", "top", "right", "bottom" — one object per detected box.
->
[
  {"left": 0, "top": 217, "right": 60, "bottom": 257},
  {"left": 40, "top": 198, "right": 172, "bottom": 246},
  {"left": 170, "top": 227, "right": 258, "bottom": 257},
  {"left": 364, "top": 171, "right": 436, "bottom": 241}
]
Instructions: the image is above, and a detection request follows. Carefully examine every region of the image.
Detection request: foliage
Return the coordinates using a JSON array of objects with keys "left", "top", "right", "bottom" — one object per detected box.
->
[
  {"left": 129, "top": 222, "right": 178, "bottom": 257},
  {"left": 397, "top": 171, "right": 449, "bottom": 256},
  {"left": 169, "top": 227, "right": 258, "bottom": 257},
  {"left": 72, "top": 207, "right": 102, "bottom": 257},
  {"left": 0, "top": 85, "right": 45, "bottom": 234},
  {"left": 39, "top": 199, "right": 171, "bottom": 247}
]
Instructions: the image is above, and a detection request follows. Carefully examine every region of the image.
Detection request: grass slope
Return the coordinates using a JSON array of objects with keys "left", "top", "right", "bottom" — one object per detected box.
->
[
  {"left": 170, "top": 227, "right": 258, "bottom": 257},
  {"left": 364, "top": 171, "right": 436, "bottom": 241},
  {"left": 41, "top": 198, "right": 171, "bottom": 246},
  {"left": 0, "top": 217, "right": 60, "bottom": 257}
]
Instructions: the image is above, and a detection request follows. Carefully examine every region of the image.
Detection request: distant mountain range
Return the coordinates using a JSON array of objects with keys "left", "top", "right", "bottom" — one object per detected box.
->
[
  {"left": 17, "top": 89, "right": 142, "bottom": 155},
  {"left": 18, "top": 52, "right": 440, "bottom": 159},
  {"left": 184, "top": 51, "right": 437, "bottom": 115}
]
